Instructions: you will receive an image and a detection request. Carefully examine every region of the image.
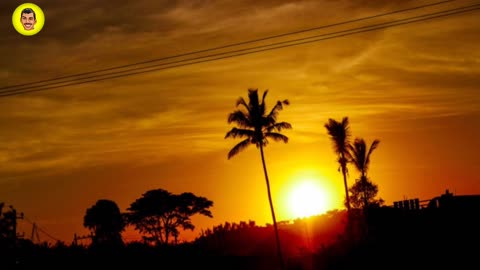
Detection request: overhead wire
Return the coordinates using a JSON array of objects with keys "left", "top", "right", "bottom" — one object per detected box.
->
[
  {"left": 1, "top": 203, "right": 61, "bottom": 243},
  {"left": 0, "top": 1, "right": 478, "bottom": 98},
  {"left": 23, "top": 216, "right": 61, "bottom": 242},
  {"left": 0, "top": 0, "right": 454, "bottom": 92}
]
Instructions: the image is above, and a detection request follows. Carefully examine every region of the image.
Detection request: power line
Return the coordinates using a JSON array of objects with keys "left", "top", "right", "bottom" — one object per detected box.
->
[
  {"left": 1, "top": 3, "right": 479, "bottom": 97},
  {"left": 0, "top": 0, "right": 453, "bottom": 92},
  {"left": 2, "top": 203, "right": 61, "bottom": 243},
  {"left": 4, "top": 2, "right": 476, "bottom": 97},
  {"left": 23, "top": 216, "right": 61, "bottom": 243},
  {"left": 4, "top": 4, "right": 479, "bottom": 97},
  {"left": 1, "top": 2, "right": 472, "bottom": 97},
  {"left": 2, "top": 4, "right": 478, "bottom": 97}
]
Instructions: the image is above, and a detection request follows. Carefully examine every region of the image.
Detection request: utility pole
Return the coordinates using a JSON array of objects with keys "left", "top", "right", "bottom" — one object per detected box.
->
[
  {"left": 73, "top": 232, "right": 93, "bottom": 246},
  {"left": 9, "top": 206, "right": 24, "bottom": 267},
  {"left": 10, "top": 206, "right": 24, "bottom": 242},
  {"left": 30, "top": 223, "right": 40, "bottom": 243}
]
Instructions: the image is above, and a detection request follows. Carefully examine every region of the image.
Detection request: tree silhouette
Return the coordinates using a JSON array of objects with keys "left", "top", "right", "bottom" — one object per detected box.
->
[
  {"left": 348, "top": 138, "right": 381, "bottom": 209},
  {"left": 347, "top": 178, "right": 384, "bottom": 209},
  {"left": 324, "top": 117, "right": 352, "bottom": 212},
  {"left": 83, "top": 199, "right": 125, "bottom": 248},
  {"left": 0, "top": 203, "right": 13, "bottom": 237},
  {"left": 126, "top": 189, "right": 213, "bottom": 245},
  {"left": 0, "top": 203, "right": 17, "bottom": 248},
  {"left": 225, "top": 88, "right": 291, "bottom": 270}
]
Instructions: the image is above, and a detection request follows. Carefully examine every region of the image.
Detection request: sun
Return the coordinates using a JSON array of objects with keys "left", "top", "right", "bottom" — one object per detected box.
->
[{"left": 288, "top": 179, "right": 330, "bottom": 219}]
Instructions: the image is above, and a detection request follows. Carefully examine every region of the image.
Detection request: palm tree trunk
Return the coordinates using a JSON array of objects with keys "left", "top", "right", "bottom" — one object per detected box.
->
[
  {"left": 341, "top": 154, "right": 352, "bottom": 242},
  {"left": 341, "top": 155, "right": 351, "bottom": 212},
  {"left": 259, "top": 144, "right": 285, "bottom": 270}
]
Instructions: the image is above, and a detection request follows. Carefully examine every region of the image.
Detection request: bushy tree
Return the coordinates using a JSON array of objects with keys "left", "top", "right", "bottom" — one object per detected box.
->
[
  {"left": 126, "top": 189, "right": 213, "bottom": 245},
  {"left": 0, "top": 203, "right": 17, "bottom": 243},
  {"left": 347, "top": 178, "right": 384, "bottom": 209},
  {"left": 83, "top": 199, "right": 125, "bottom": 247}
]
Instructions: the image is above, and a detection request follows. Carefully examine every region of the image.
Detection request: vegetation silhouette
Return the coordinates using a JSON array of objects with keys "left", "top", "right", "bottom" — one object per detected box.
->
[
  {"left": 0, "top": 203, "right": 16, "bottom": 244},
  {"left": 4, "top": 108, "right": 480, "bottom": 269},
  {"left": 83, "top": 199, "right": 125, "bottom": 249},
  {"left": 324, "top": 117, "right": 352, "bottom": 213},
  {"left": 347, "top": 138, "right": 383, "bottom": 209},
  {"left": 225, "top": 88, "right": 292, "bottom": 270},
  {"left": 348, "top": 178, "right": 384, "bottom": 209},
  {"left": 126, "top": 188, "right": 213, "bottom": 245},
  {"left": 3, "top": 191, "right": 480, "bottom": 269}
]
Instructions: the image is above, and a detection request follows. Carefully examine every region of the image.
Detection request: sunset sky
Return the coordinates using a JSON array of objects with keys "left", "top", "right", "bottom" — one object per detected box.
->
[{"left": 0, "top": 0, "right": 479, "bottom": 243}]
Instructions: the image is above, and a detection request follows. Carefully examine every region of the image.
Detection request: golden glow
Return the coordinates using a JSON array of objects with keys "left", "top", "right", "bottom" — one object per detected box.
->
[
  {"left": 1, "top": 0, "right": 479, "bottom": 244},
  {"left": 288, "top": 178, "right": 330, "bottom": 219}
]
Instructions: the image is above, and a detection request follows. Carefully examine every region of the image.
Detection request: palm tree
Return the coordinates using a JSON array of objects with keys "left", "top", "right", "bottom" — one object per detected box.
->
[
  {"left": 225, "top": 88, "right": 291, "bottom": 270},
  {"left": 348, "top": 138, "right": 380, "bottom": 208},
  {"left": 324, "top": 117, "right": 352, "bottom": 212}
]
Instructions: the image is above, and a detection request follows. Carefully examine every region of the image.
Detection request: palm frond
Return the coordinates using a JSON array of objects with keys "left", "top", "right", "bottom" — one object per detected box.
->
[
  {"left": 265, "top": 132, "right": 289, "bottom": 143},
  {"left": 348, "top": 137, "right": 380, "bottom": 176},
  {"left": 227, "top": 110, "right": 252, "bottom": 127},
  {"left": 227, "top": 138, "right": 251, "bottom": 159},
  {"left": 366, "top": 139, "right": 380, "bottom": 160},
  {"left": 349, "top": 138, "right": 366, "bottom": 173},
  {"left": 236, "top": 97, "right": 250, "bottom": 111},
  {"left": 225, "top": 127, "right": 255, "bottom": 139},
  {"left": 324, "top": 117, "right": 351, "bottom": 155},
  {"left": 265, "top": 122, "right": 292, "bottom": 132},
  {"left": 266, "top": 100, "right": 290, "bottom": 123},
  {"left": 348, "top": 144, "right": 360, "bottom": 170},
  {"left": 261, "top": 89, "right": 269, "bottom": 105},
  {"left": 226, "top": 88, "right": 290, "bottom": 159},
  {"left": 365, "top": 139, "right": 380, "bottom": 171}
]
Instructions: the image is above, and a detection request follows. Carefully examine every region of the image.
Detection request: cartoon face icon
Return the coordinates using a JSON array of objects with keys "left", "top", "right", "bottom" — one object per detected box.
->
[{"left": 21, "top": 8, "right": 37, "bottom": 31}]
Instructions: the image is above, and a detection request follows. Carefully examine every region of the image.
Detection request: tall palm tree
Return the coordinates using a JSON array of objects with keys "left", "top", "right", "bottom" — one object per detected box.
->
[
  {"left": 225, "top": 88, "right": 291, "bottom": 270},
  {"left": 348, "top": 138, "right": 380, "bottom": 208},
  {"left": 324, "top": 117, "right": 352, "bottom": 212}
]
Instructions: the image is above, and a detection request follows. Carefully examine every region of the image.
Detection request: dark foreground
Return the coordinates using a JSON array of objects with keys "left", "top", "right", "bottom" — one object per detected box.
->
[{"left": 2, "top": 207, "right": 480, "bottom": 270}]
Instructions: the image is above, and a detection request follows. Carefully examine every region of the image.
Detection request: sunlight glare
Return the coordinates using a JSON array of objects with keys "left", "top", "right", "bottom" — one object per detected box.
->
[{"left": 288, "top": 180, "right": 329, "bottom": 218}]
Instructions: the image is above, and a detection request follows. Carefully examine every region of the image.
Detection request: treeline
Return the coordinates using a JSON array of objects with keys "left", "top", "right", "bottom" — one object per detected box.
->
[
  {"left": 195, "top": 210, "right": 347, "bottom": 257},
  {"left": 0, "top": 205, "right": 351, "bottom": 269},
  {"left": 4, "top": 206, "right": 480, "bottom": 269},
  {"left": 84, "top": 188, "right": 214, "bottom": 247}
]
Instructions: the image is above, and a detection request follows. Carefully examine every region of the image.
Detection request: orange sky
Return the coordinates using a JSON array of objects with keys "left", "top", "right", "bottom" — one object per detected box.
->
[{"left": 0, "top": 0, "right": 479, "bottom": 244}]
